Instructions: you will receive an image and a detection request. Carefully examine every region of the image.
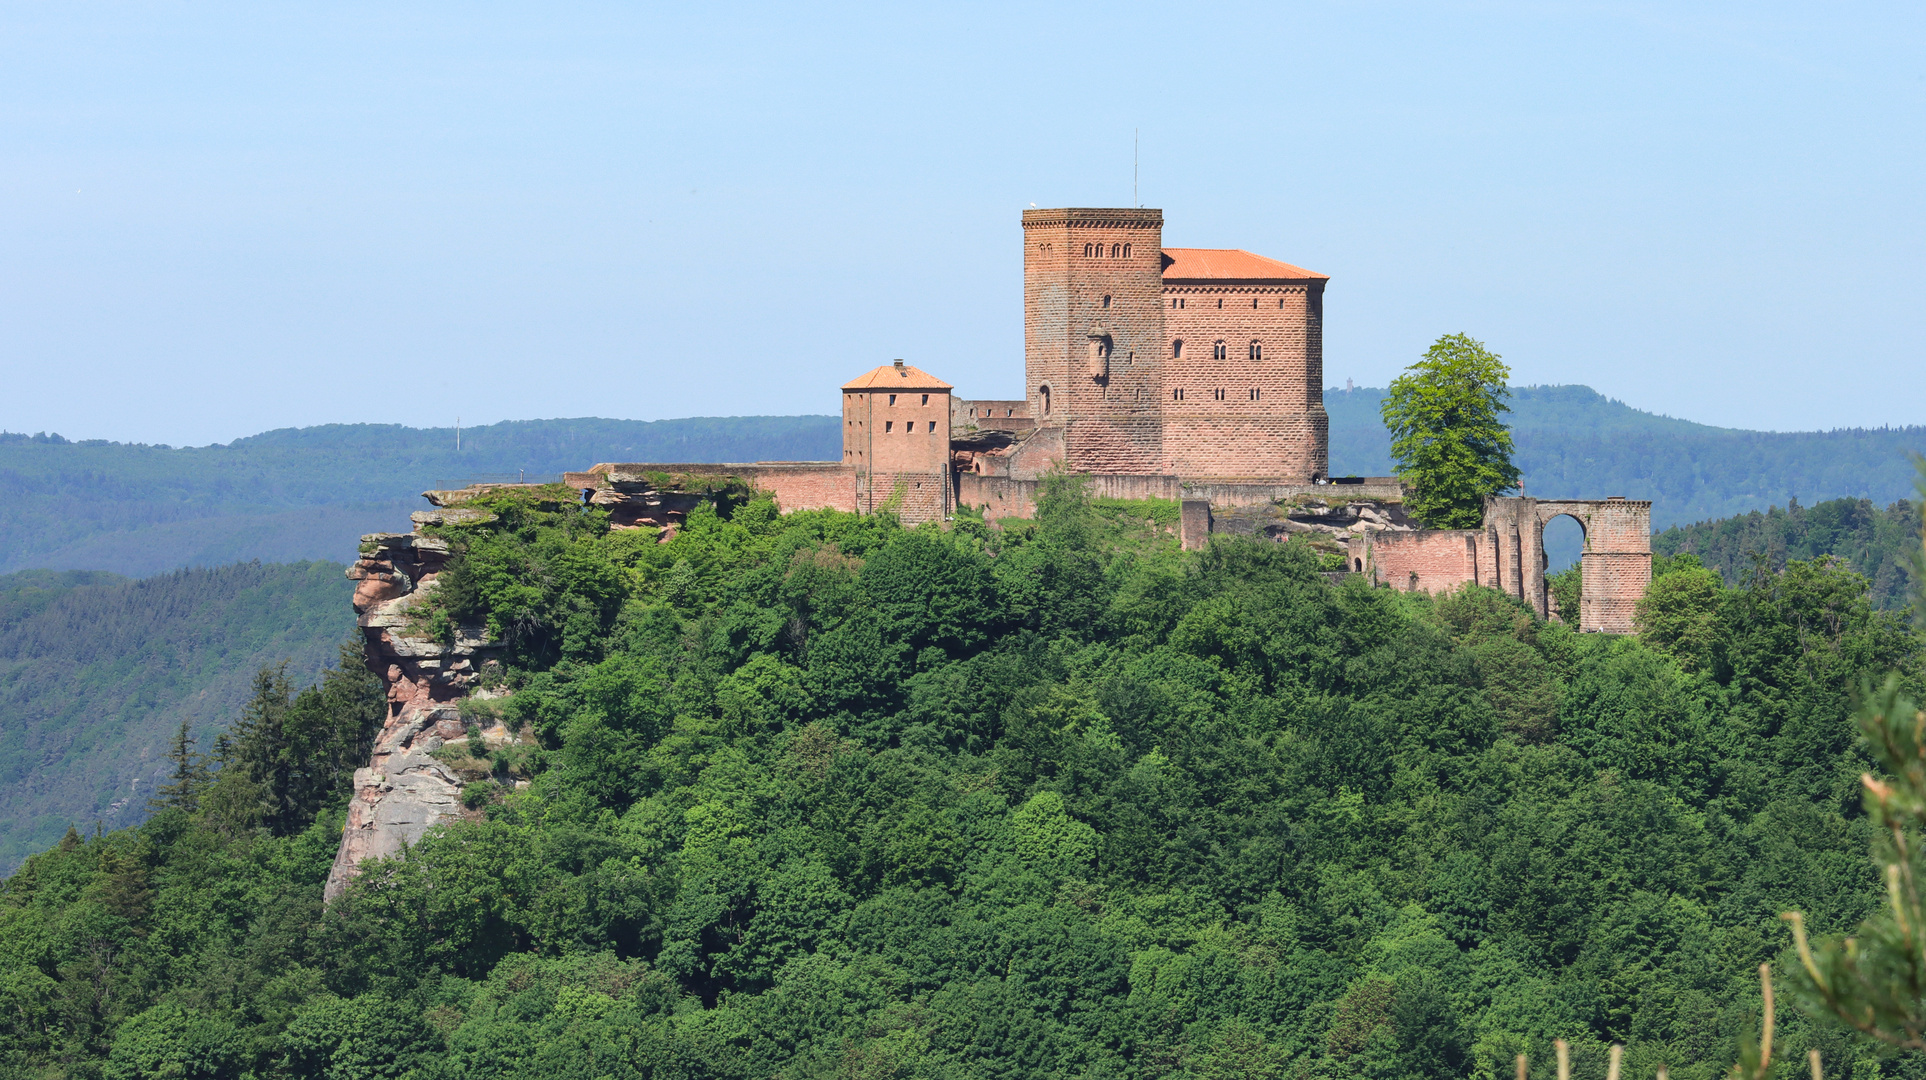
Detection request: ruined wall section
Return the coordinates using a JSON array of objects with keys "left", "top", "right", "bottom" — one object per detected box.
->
[{"left": 1022, "top": 208, "right": 1165, "bottom": 474}]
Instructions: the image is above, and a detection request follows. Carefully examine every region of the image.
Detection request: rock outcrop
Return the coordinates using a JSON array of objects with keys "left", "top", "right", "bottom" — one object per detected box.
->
[{"left": 324, "top": 529, "right": 503, "bottom": 902}]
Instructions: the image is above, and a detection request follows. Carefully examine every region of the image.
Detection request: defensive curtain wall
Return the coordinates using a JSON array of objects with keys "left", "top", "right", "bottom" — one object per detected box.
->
[{"left": 1346, "top": 497, "right": 1654, "bottom": 634}]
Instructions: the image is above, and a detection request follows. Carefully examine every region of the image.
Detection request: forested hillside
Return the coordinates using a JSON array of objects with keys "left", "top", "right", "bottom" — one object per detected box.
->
[
  {"left": 0, "top": 418, "right": 841, "bottom": 575},
  {"left": 0, "top": 563, "right": 354, "bottom": 872},
  {"left": 3, "top": 483, "right": 1918, "bottom": 1079},
  {"left": 1655, "top": 497, "right": 1922, "bottom": 610},
  {"left": 5, "top": 387, "right": 1922, "bottom": 576}
]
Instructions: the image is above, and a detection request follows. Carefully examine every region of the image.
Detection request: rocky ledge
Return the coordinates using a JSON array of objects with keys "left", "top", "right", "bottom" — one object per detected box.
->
[{"left": 323, "top": 530, "right": 504, "bottom": 902}]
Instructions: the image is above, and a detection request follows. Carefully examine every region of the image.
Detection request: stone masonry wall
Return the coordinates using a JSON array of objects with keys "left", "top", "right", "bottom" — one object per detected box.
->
[
  {"left": 1022, "top": 208, "right": 1166, "bottom": 474},
  {"left": 1350, "top": 529, "right": 1489, "bottom": 593},
  {"left": 1161, "top": 282, "right": 1327, "bottom": 479}
]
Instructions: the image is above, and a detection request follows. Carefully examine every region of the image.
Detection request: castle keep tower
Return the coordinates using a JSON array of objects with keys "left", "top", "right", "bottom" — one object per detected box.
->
[
  {"left": 1021, "top": 208, "right": 1166, "bottom": 474},
  {"left": 843, "top": 361, "right": 953, "bottom": 521},
  {"left": 1161, "top": 249, "right": 1329, "bottom": 480}
]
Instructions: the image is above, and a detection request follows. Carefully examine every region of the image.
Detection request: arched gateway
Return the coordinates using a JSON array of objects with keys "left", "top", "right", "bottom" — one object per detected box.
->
[{"left": 1348, "top": 496, "right": 1653, "bottom": 634}]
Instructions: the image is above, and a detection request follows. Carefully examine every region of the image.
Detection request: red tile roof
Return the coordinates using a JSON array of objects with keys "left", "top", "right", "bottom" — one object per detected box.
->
[
  {"left": 842, "top": 363, "right": 954, "bottom": 391},
  {"left": 1161, "top": 248, "right": 1327, "bottom": 282}
]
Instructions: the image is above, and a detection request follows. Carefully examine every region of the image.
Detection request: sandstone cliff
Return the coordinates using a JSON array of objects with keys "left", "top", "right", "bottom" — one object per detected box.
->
[{"left": 324, "top": 521, "right": 503, "bottom": 901}]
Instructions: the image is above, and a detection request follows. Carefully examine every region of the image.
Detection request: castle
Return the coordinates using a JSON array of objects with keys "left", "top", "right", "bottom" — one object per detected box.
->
[
  {"left": 550, "top": 206, "right": 1650, "bottom": 632},
  {"left": 327, "top": 207, "right": 1653, "bottom": 897},
  {"left": 741, "top": 206, "right": 1369, "bottom": 528}
]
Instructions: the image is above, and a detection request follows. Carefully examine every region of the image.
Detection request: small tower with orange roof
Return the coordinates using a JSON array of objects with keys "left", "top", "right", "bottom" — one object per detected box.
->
[{"left": 842, "top": 360, "right": 954, "bottom": 523}]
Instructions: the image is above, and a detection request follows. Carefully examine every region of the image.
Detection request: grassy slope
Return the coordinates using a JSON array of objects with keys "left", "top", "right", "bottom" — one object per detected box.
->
[{"left": 0, "top": 563, "right": 354, "bottom": 872}]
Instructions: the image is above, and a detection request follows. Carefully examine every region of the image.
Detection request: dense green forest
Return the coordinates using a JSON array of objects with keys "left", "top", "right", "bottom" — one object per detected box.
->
[
  {"left": 4, "top": 482, "right": 1920, "bottom": 1080},
  {"left": 6, "top": 388, "right": 1922, "bottom": 576},
  {"left": 1655, "top": 498, "right": 1922, "bottom": 610},
  {"left": 0, "top": 563, "right": 353, "bottom": 873}
]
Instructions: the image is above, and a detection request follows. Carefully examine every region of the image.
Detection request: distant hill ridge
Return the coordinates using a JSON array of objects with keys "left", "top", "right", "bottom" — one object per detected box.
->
[{"left": 3, "top": 388, "right": 1922, "bottom": 575}]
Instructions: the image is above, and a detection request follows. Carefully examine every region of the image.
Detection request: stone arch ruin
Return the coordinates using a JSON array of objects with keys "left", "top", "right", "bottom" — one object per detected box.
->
[{"left": 1348, "top": 496, "right": 1653, "bottom": 634}]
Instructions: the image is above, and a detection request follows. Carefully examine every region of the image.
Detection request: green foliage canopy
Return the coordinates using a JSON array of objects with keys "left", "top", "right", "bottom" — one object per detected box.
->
[
  {"left": 3, "top": 480, "right": 1922, "bottom": 1080},
  {"left": 1380, "top": 334, "right": 1522, "bottom": 528}
]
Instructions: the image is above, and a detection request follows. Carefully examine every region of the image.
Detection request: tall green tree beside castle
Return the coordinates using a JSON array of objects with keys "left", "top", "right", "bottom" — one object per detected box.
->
[{"left": 1381, "top": 333, "right": 1521, "bottom": 528}]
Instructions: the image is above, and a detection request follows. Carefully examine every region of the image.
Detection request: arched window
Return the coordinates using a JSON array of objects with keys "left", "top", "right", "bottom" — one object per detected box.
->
[
  {"left": 1102, "top": 294, "right": 1111, "bottom": 309},
  {"left": 1213, "top": 341, "right": 1227, "bottom": 360},
  {"left": 1172, "top": 339, "right": 1183, "bottom": 358},
  {"left": 1172, "top": 388, "right": 1185, "bottom": 401},
  {"left": 1039, "top": 385, "right": 1051, "bottom": 415},
  {"left": 1110, "top": 243, "right": 1120, "bottom": 258},
  {"left": 1249, "top": 341, "right": 1262, "bottom": 361},
  {"left": 1083, "top": 243, "right": 1093, "bottom": 257},
  {"left": 1355, "top": 558, "right": 1363, "bottom": 572},
  {"left": 1122, "top": 243, "right": 1131, "bottom": 257}
]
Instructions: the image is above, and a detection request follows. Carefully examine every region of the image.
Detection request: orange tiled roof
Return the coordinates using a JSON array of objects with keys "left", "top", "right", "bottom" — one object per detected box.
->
[
  {"left": 842, "top": 363, "right": 954, "bottom": 391},
  {"left": 1162, "top": 248, "right": 1327, "bottom": 282}
]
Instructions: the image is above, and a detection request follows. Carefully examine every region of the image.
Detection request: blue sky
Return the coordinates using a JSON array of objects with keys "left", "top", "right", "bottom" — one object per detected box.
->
[{"left": 1, "top": 1, "right": 1921, "bottom": 445}]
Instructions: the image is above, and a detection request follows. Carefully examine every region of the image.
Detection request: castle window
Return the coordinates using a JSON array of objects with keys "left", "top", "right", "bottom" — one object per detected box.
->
[
  {"left": 1122, "top": 243, "right": 1131, "bottom": 257},
  {"left": 1214, "top": 388, "right": 1226, "bottom": 401},
  {"left": 1111, "top": 243, "right": 1120, "bottom": 257},
  {"left": 1213, "top": 341, "right": 1227, "bottom": 360},
  {"left": 1279, "top": 298, "right": 1286, "bottom": 308},
  {"left": 1172, "top": 339, "right": 1183, "bottom": 358},
  {"left": 927, "top": 421, "right": 936, "bottom": 432},
  {"left": 888, "top": 394, "right": 897, "bottom": 406},
  {"left": 885, "top": 421, "right": 894, "bottom": 432},
  {"left": 1249, "top": 341, "right": 1262, "bottom": 361},
  {"left": 1355, "top": 558, "right": 1363, "bottom": 572},
  {"left": 1084, "top": 243, "right": 1093, "bottom": 257},
  {"left": 1253, "top": 298, "right": 1258, "bottom": 309},
  {"left": 1216, "top": 298, "right": 1223, "bottom": 309},
  {"left": 1004, "top": 408, "right": 1012, "bottom": 416},
  {"left": 1249, "top": 388, "right": 1261, "bottom": 401},
  {"left": 1039, "top": 385, "right": 1051, "bottom": 415},
  {"left": 1173, "top": 388, "right": 1185, "bottom": 401},
  {"left": 921, "top": 394, "right": 929, "bottom": 405},
  {"left": 1102, "top": 294, "right": 1111, "bottom": 309}
]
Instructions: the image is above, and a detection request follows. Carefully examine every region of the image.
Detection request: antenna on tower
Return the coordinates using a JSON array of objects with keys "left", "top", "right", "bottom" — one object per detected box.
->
[
  {"left": 1134, "top": 129, "right": 1139, "bottom": 207},
  {"left": 455, "top": 416, "right": 461, "bottom": 452}
]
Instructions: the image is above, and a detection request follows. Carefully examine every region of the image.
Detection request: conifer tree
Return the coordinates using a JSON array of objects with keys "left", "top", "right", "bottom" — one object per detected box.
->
[{"left": 147, "top": 720, "right": 209, "bottom": 813}]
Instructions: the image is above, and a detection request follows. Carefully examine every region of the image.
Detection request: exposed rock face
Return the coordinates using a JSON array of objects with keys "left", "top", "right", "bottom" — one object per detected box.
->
[{"left": 324, "top": 530, "right": 502, "bottom": 902}]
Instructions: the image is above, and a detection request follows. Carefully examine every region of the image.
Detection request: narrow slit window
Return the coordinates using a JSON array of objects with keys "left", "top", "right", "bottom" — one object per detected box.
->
[
  {"left": 1213, "top": 341, "right": 1227, "bottom": 360},
  {"left": 1102, "top": 294, "right": 1111, "bottom": 308},
  {"left": 1249, "top": 341, "right": 1262, "bottom": 361},
  {"left": 1122, "top": 243, "right": 1131, "bottom": 257},
  {"left": 884, "top": 421, "right": 894, "bottom": 432},
  {"left": 1249, "top": 388, "right": 1261, "bottom": 401},
  {"left": 1172, "top": 339, "right": 1183, "bottom": 358}
]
